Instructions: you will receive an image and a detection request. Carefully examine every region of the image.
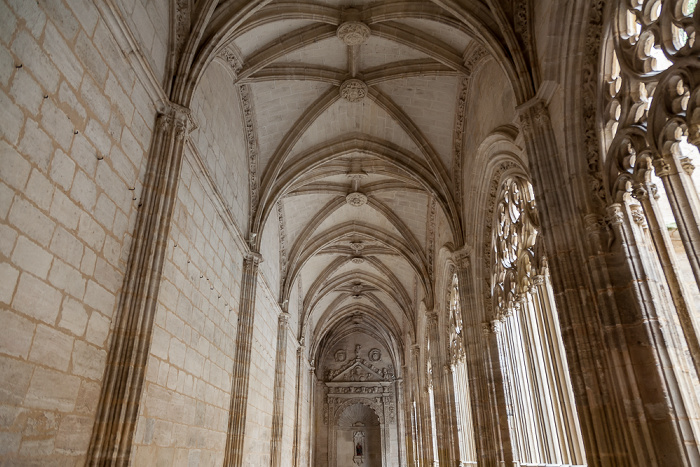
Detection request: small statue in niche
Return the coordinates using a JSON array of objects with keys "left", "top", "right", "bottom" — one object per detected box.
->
[
  {"left": 354, "top": 344, "right": 361, "bottom": 359},
  {"left": 353, "top": 430, "right": 365, "bottom": 464}
]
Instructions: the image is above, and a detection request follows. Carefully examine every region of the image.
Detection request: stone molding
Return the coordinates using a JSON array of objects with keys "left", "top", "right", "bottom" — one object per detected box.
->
[{"left": 237, "top": 84, "right": 260, "bottom": 221}]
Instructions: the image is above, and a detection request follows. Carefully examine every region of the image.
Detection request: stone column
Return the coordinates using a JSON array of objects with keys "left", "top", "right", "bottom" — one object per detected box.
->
[
  {"left": 270, "top": 312, "right": 290, "bottom": 467},
  {"left": 308, "top": 364, "right": 316, "bottom": 467},
  {"left": 87, "top": 103, "right": 194, "bottom": 465},
  {"left": 410, "top": 344, "right": 430, "bottom": 467},
  {"left": 426, "top": 311, "right": 454, "bottom": 466},
  {"left": 454, "top": 253, "right": 512, "bottom": 465},
  {"left": 292, "top": 343, "right": 305, "bottom": 467},
  {"left": 633, "top": 182, "right": 700, "bottom": 378},
  {"left": 223, "top": 251, "right": 263, "bottom": 467},
  {"left": 442, "top": 364, "right": 461, "bottom": 465},
  {"left": 652, "top": 154, "right": 700, "bottom": 291},
  {"left": 395, "top": 377, "right": 408, "bottom": 467},
  {"left": 518, "top": 98, "right": 699, "bottom": 465}
]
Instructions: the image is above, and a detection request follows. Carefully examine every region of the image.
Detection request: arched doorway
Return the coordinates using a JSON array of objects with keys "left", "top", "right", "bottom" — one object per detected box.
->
[{"left": 336, "top": 403, "right": 382, "bottom": 467}]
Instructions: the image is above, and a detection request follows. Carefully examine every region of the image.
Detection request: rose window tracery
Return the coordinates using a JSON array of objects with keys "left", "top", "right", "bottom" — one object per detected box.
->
[{"left": 491, "top": 177, "right": 541, "bottom": 317}]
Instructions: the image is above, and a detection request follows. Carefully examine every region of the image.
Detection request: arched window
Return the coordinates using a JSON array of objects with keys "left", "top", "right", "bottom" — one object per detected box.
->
[
  {"left": 448, "top": 274, "right": 477, "bottom": 465},
  {"left": 491, "top": 177, "right": 586, "bottom": 466},
  {"left": 602, "top": 0, "right": 700, "bottom": 434}
]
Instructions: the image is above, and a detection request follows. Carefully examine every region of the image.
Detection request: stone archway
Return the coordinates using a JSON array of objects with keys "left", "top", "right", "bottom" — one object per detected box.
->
[{"left": 335, "top": 402, "right": 382, "bottom": 467}]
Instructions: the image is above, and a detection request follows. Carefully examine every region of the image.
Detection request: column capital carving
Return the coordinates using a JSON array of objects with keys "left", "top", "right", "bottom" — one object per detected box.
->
[
  {"left": 652, "top": 157, "right": 674, "bottom": 177},
  {"left": 453, "top": 248, "right": 470, "bottom": 270},
  {"left": 278, "top": 312, "right": 290, "bottom": 325},
  {"left": 632, "top": 183, "right": 649, "bottom": 201},
  {"left": 481, "top": 320, "right": 500, "bottom": 335},
  {"left": 605, "top": 203, "right": 625, "bottom": 226},
  {"left": 157, "top": 101, "right": 197, "bottom": 139},
  {"left": 410, "top": 344, "right": 421, "bottom": 357},
  {"left": 532, "top": 274, "right": 545, "bottom": 287},
  {"left": 244, "top": 251, "right": 263, "bottom": 265},
  {"left": 426, "top": 311, "right": 439, "bottom": 325}
]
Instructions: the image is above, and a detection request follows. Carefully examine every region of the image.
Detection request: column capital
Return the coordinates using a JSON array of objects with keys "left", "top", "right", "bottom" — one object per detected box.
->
[
  {"left": 605, "top": 203, "right": 625, "bottom": 227},
  {"left": 410, "top": 344, "right": 421, "bottom": 356},
  {"left": 157, "top": 101, "right": 197, "bottom": 139},
  {"left": 453, "top": 247, "right": 471, "bottom": 270},
  {"left": 278, "top": 312, "right": 290, "bottom": 325},
  {"left": 244, "top": 251, "right": 263, "bottom": 264},
  {"left": 426, "top": 311, "right": 439, "bottom": 324},
  {"left": 481, "top": 320, "right": 500, "bottom": 335}
]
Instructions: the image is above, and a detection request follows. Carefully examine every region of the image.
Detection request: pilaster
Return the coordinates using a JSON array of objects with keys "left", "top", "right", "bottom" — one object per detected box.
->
[
  {"left": 87, "top": 103, "right": 194, "bottom": 465},
  {"left": 224, "top": 251, "right": 263, "bottom": 467},
  {"left": 270, "top": 312, "right": 290, "bottom": 467}
]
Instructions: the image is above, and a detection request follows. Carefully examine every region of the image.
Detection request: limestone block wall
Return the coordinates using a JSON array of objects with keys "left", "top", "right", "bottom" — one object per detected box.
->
[
  {"left": 0, "top": 0, "right": 157, "bottom": 463},
  {"left": 280, "top": 331, "right": 298, "bottom": 466},
  {"left": 114, "top": 0, "right": 169, "bottom": 85},
  {"left": 190, "top": 63, "right": 249, "bottom": 234},
  {"left": 241, "top": 281, "right": 282, "bottom": 465},
  {"left": 131, "top": 149, "right": 245, "bottom": 466}
]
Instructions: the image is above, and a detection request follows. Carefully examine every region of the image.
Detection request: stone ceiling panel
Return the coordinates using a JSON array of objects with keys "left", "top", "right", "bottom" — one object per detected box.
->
[
  {"left": 360, "top": 35, "right": 431, "bottom": 70},
  {"left": 371, "top": 190, "right": 429, "bottom": 249},
  {"left": 234, "top": 19, "right": 316, "bottom": 58},
  {"left": 375, "top": 75, "right": 461, "bottom": 173},
  {"left": 394, "top": 18, "right": 473, "bottom": 54},
  {"left": 251, "top": 80, "right": 334, "bottom": 174},
  {"left": 312, "top": 203, "right": 403, "bottom": 240},
  {"left": 283, "top": 193, "right": 341, "bottom": 248},
  {"left": 272, "top": 37, "right": 347, "bottom": 70},
  {"left": 374, "top": 254, "right": 417, "bottom": 302},
  {"left": 287, "top": 97, "right": 424, "bottom": 163}
]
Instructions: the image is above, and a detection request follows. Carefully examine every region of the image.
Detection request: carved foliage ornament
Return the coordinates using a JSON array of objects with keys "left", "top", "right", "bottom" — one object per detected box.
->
[
  {"left": 337, "top": 21, "right": 371, "bottom": 46},
  {"left": 340, "top": 79, "right": 368, "bottom": 102},
  {"left": 346, "top": 192, "right": 368, "bottom": 206}
]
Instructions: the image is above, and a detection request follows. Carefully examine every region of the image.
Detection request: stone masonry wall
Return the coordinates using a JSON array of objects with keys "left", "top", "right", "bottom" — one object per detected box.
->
[
  {"left": 190, "top": 62, "right": 249, "bottom": 235},
  {"left": 241, "top": 281, "right": 281, "bottom": 465},
  {"left": 0, "top": 0, "right": 157, "bottom": 463},
  {"left": 114, "top": 0, "right": 169, "bottom": 86},
  {"left": 131, "top": 149, "right": 245, "bottom": 466},
  {"left": 280, "top": 330, "right": 298, "bottom": 466}
]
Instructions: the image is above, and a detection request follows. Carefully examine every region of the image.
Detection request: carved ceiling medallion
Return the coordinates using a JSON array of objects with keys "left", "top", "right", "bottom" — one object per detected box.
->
[
  {"left": 346, "top": 192, "right": 368, "bottom": 207},
  {"left": 340, "top": 79, "right": 368, "bottom": 102},
  {"left": 337, "top": 21, "right": 371, "bottom": 46}
]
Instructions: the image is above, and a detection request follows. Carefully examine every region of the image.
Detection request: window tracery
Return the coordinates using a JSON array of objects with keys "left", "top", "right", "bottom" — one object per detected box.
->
[
  {"left": 601, "top": 0, "right": 700, "bottom": 441},
  {"left": 448, "top": 273, "right": 476, "bottom": 465},
  {"left": 490, "top": 176, "right": 585, "bottom": 466}
]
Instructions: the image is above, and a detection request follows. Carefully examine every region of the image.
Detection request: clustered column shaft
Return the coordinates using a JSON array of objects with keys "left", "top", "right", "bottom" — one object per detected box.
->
[
  {"left": 87, "top": 104, "right": 193, "bottom": 466},
  {"left": 223, "top": 252, "right": 263, "bottom": 467}
]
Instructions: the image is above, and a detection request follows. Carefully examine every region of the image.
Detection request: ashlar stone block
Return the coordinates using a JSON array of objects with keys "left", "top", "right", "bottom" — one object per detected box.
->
[{"left": 28, "top": 324, "right": 74, "bottom": 371}]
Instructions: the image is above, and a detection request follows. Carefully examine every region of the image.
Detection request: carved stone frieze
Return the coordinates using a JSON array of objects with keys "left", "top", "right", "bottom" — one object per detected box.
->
[
  {"left": 582, "top": 0, "right": 607, "bottom": 207},
  {"left": 427, "top": 197, "right": 437, "bottom": 280},
  {"left": 238, "top": 84, "right": 259, "bottom": 216},
  {"left": 277, "top": 201, "right": 288, "bottom": 288},
  {"left": 219, "top": 44, "right": 243, "bottom": 79}
]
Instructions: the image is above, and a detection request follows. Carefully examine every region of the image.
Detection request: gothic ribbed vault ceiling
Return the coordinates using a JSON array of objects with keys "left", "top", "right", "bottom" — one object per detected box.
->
[{"left": 202, "top": 0, "right": 512, "bottom": 365}]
